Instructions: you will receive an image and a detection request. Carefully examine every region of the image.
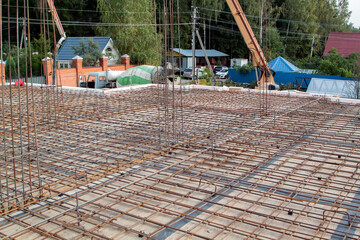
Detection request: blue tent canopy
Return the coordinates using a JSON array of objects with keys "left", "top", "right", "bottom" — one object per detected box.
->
[{"left": 269, "top": 56, "right": 300, "bottom": 72}]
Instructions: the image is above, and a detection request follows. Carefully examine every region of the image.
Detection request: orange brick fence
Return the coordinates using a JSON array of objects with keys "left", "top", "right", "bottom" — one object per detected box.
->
[{"left": 42, "top": 55, "right": 137, "bottom": 87}]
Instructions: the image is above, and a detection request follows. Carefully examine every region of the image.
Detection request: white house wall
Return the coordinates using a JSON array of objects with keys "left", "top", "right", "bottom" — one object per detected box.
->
[
  {"left": 103, "top": 41, "right": 120, "bottom": 66},
  {"left": 186, "top": 58, "right": 192, "bottom": 69}
]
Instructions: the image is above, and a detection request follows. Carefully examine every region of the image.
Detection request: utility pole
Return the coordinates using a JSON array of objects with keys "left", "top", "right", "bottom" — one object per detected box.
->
[
  {"left": 204, "top": 21, "right": 206, "bottom": 49},
  {"left": 310, "top": 35, "right": 315, "bottom": 57},
  {"left": 286, "top": 20, "right": 290, "bottom": 36},
  {"left": 191, "top": 6, "right": 197, "bottom": 82},
  {"left": 260, "top": 0, "right": 266, "bottom": 46},
  {"left": 196, "top": 29, "right": 216, "bottom": 86},
  {"left": 20, "top": 18, "right": 26, "bottom": 49}
]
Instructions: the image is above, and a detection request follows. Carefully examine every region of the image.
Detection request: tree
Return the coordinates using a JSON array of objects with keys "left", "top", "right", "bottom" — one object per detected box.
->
[
  {"left": 97, "top": 0, "right": 159, "bottom": 65},
  {"left": 5, "top": 57, "right": 17, "bottom": 79},
  {"left": 318, "top": 48, "right": 359, "bottom": 78},
  {"left": 4, "top": 46, "right": 43, "bottom": 79},
  {"left": 71, "top": 38, "right": 102, "bottom": 66},
  {"left": 295, "top": 55, "right": 322, "bottom": 70},
  {"left": 262, "top": 27, "right": 285, "bottom": 60}
]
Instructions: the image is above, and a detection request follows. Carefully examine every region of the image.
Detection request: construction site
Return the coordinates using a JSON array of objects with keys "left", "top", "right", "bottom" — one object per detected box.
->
[{"left": 1, "top": 0, "right": 360, "bottom": 239}]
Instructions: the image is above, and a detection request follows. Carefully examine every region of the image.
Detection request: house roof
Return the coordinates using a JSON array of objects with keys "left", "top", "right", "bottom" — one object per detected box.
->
[
  {"left": 269, "top": 56, "right": 300, "bottom": 72},
  {"left": 172, "top": 48, "right": 229, "bottom": 57},
  {"left": 323, "top": 32, "right": 360, "bottom": 57},
  {"left": 58, "top": 37, "right": 111, "bottom": 60}
]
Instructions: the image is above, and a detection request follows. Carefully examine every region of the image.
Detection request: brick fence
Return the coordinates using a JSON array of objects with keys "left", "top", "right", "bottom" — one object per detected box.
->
[{"left": 42, "top": 55, "right": 137, "bottom": 87}]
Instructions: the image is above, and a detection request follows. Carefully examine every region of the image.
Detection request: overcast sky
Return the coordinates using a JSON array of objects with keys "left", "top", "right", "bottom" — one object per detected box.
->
[{"left": 348, "top": 0, "right": 360, "bottom": 28}]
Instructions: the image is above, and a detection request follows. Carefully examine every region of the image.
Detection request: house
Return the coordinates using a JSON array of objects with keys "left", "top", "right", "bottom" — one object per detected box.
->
[
  {"left": 168, "top": 48, "right": 229, "bottom": 70},
  {"left": 323, "top": 32, "right": 360, "bottom": 57},
  {"left": 58, "top": 37, "right": 120, "bottom": 68},
  {"left": 269, "top": 56, "right": 300, "bottom": 72}
]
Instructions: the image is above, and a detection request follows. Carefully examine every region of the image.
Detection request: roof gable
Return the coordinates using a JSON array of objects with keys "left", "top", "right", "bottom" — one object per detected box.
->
[
  {"left": 323, "top": 32, "right": 360, "bottom": 57},
  {"left": 269, "top": 56, "right": 299, "bottom": 72},
  {"left": 172, "top": 48, "right": 229, "bottom": 57},
  {"left": 58, "top": 37, "right": 112, "bottom": 60}
]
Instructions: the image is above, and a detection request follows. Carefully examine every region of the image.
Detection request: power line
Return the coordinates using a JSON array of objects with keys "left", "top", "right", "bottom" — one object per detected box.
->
[
  {"left": 199, "top": 15, "right": 353, "bottom": 42},
  {"left": 200, "top": 17, "right": 315, "bottom": 38},
  {"left": 2, "top": 17, "right": 192, "bottom": 27},
  {"left": 197, "top": 6, "right": 346, "bottom": 30},
  {"left": 2, "top": 4, "right": 192, "bottom": 15}
]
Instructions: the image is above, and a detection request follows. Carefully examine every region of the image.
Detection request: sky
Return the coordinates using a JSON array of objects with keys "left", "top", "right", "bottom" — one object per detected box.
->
[{"left": 348, "top": 0, "right": 360, "bottom": 28}]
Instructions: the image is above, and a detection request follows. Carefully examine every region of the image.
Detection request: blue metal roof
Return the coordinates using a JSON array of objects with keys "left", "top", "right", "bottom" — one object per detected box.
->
[
  {"left": 172, "top": 48, "right": 229, "bottom": 57},
  {"left": 269, "top": 56, "right": 300, "bottom": 72},
  {"left": 58, "top": 37, "right": 111, "bottom": 60}
]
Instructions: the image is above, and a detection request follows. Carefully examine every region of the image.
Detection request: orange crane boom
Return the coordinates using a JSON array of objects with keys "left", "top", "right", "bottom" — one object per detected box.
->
[
  {"left": 46, "top": 0, "right": 66, "bottom": 50},
  {"left": 226, "top": 0, "right": 275, "bottom": 88}
]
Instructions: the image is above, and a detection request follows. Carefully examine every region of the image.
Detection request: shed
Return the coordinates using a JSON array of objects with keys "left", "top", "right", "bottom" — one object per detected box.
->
[{"left": 169, "top": 48, "right": 229, "bottom": 70}]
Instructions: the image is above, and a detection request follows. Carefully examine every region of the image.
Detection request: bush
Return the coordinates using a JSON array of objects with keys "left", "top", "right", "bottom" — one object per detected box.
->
[
  {"left": 235, "top": 64, "right": 254, "bottom": 74},
  {"left": 279, "top": 83, "right": 293, "bottom": 90},
  {"left": 318, "top": 48, "right": 359, "bottom": 78}
]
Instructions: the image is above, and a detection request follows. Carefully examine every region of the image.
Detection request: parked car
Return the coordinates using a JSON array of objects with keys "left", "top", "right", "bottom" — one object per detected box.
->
[
  {"left": 216, "top": 68, "right": 228, "bottom": 79},
  {"left": 214, "top": 66, "right": 227, "bottom": 74},
  {"left": 183, "top": 68, "right": 203, "bottom": 79}
]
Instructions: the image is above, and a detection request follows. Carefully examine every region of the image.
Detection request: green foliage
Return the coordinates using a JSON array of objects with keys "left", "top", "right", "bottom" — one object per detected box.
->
[
  {"left": 199, "top": 68, "right": 215, "bottom": 85},
  {"left": 200, "top": 68, "right": 211, "bottom": 79},
  {"left": 235, "top": 64, "right": 254, "bottom": 74},
  {"left": 279, "top": 83, "right": 293, "bottom": 90},
  {"left": 249, "top": 81, "right": 258, "bottom": 89},
  {"left": 32, "top": 34, "right": 52, "bottom": 56},
  {"left": 295, "top": 56, "right": 322, "bottom": 70},
  {"left": 30, "top": 54, "right": 43, "bottom": 76},
  {"left": 318, "top": 48, "right": 360, "bottom": 78},
  {"left": 3, "top": 0, "right": 358, "bottom": 70},
  {"left": 222, "top": 79, "right": 243, "bottom": 87},
  {"left": 71, "top": 38, "right": 102, "bottom": 66},
  {"left": 5, "top": 57, "right": 17, "bottom": 79},
  {"left": 262, "top": 28, "right": 285, "bottom": 60},
  {"left": 4, "top": 44, "right": 42, "bottom": 79},
  {"left": 97, "top": 0, "right": 159, "bottom": 65}
]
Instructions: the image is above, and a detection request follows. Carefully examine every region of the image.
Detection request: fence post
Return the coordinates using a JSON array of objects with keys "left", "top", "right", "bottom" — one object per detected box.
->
[
  {"left": 72, "top": 56, "right": 83, "bottom": 87},
  {"left": 121, "top": 54, "right": 130, "bottom": 70},
  {"left": 42, "top": 57, "right": 53, "bottom": 85},
  {"left": 100, "top": 57, "right": 108, "bottom": 71},
  {"left": 0, "top": 60, "right": 5, "bottom": 85}
]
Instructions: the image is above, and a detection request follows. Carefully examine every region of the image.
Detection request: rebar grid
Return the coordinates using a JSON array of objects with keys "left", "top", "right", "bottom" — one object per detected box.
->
[{"left": 0, "top": 86, "right": 359, "bottom": 239}]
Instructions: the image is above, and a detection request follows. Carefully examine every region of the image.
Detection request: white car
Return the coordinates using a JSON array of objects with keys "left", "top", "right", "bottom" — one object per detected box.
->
[
  {"left": 216, "top": 68, "right": 228, "bottom": 79},
  {"left": 183, "top": 68, "right": 203, "bottom": 79}
]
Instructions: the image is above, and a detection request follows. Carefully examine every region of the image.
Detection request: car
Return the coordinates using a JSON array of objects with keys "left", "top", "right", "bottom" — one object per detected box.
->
[
  {"left": 214, "top": 66, "right": 227, "bottom": 74},
  {"left": 215, "top": 68, "right": 228, "bottom": 79},
  {"left": 183, "top": 68, "right": 203, "bottom": 79}
]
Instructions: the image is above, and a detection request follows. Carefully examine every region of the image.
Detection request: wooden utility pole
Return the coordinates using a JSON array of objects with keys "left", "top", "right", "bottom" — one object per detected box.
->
[
  {"left": 196, "top": 29, "right": 216, "bottom": 86},
  {"left": 191, "top": 6, "right": 197, "bottom": 81},
  {"left": 310, "top": 35, "right": 315, "bottom": 57}
]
